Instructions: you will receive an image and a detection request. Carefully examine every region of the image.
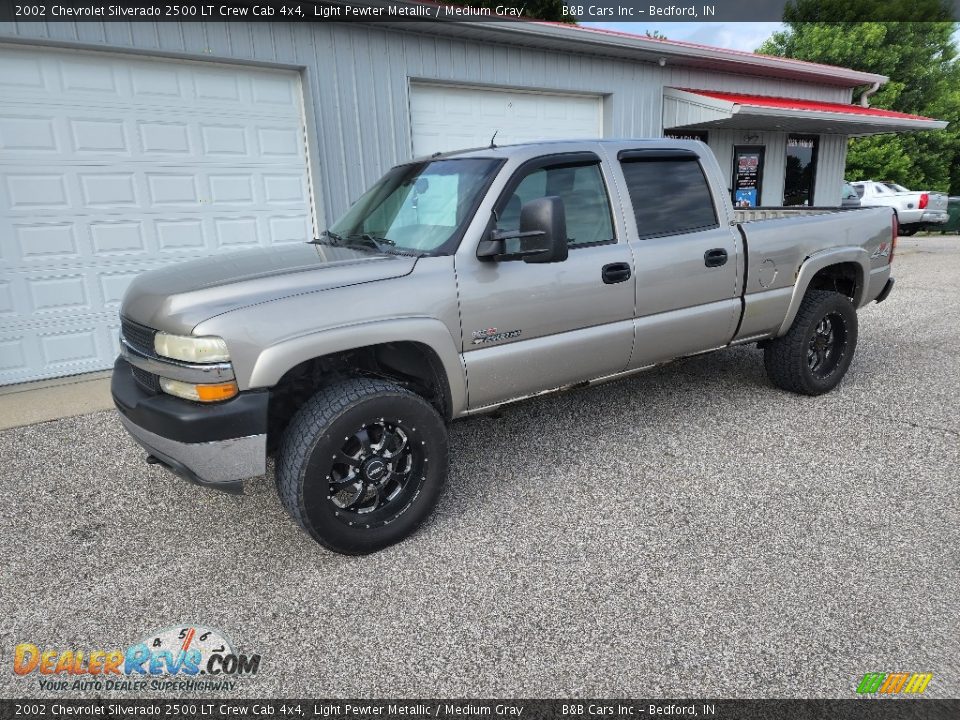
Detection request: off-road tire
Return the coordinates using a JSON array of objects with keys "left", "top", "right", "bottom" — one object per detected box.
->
[
  {"left": 764, "top": 290, "right": 858, "bottom": 396},
  {"left": 276, "top": 378, "right": 448, "bottom": 554}
]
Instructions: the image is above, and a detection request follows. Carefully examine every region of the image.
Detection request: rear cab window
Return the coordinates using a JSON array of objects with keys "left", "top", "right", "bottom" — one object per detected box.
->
[{"left": 617, "top": 150, "right": 719, "bottom": 238}]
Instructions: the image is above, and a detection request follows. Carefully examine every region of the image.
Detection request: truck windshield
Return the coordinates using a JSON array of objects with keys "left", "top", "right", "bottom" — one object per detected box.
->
[{"left": 327, "top": 158, "right": 501, "bottom": 254}]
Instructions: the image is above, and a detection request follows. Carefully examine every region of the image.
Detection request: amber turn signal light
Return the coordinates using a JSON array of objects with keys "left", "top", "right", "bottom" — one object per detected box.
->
[{"left": 159, "top": 378, "right": 239, "bottom": 403}]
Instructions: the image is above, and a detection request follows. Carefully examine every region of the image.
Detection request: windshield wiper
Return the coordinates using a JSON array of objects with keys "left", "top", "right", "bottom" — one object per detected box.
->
[
  {"left": 311, "top": 230, "right": 415, "bottom": 256},
  {"left": 309, "top": 229, "right": 347, "bottom": 246},
  {"left": 344, "top": 233, "right": 397, "bottom": 253}
]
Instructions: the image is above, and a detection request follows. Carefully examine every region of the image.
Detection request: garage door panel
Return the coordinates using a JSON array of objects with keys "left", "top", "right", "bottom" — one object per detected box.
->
[
  {"left": 0, "top": 114, "right": 59, "bottom": 153},
  {"left": 156, "top": 219, "right": 204, "bottom": 251},
  {"left": 0, "top": 45, "right": 315, "bottom": 384},
  {"left": 265, "top": 214, "right": 312, "bottom": 245},
  {"left": 0, "top": 46, "right": 303, "bottom": 117},
  {"left": 0, "top": 109, "right": 305, "bottom": 163},
  {"left": 263, "top": 173, "right": 309, "bottom": 205},
  {"left": 1, "top": 166, "right": 311, "bottom": 218},
  {"left": 2, "top": 210, "right": 312, "bottom": 273},
  {"left": 410, "top": 83, "right": 602, "bottom": 157},
  {"left": 89, "top": 221, "right": 146, "bottom": 256},
  {"left": 0, "top": 281, "right": 13, "bottom": 317},
  {"left": 0, "top": 51, "right": 45, "bottom": 89},
  {"left": 130, "top": 63, "right": 182, "bottom": 99},
  {"left": 3, "top": 173, "right": 70, "bottom": 210},
  {"left": 0, "top": 320, "right": 120, "bottom": 383}
]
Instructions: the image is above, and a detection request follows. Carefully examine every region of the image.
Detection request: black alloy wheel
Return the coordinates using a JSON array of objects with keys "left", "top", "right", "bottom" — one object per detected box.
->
[
  {"left": 276, "top": 378, "right": 448, "bottom": 554},
  {"left": 327, "top": 419, "right": 419, "bottom": 527},
  {"left": 806, "top": 312, "right": 848, "bottom": 380},
  {"left": 764, "top": 289, "right": 859, "bottom": 396}
]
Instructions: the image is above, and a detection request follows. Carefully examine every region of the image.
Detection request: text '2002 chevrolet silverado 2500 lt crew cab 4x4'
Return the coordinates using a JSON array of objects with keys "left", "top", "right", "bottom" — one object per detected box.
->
[{"left": 113, "top": 140, "right": 897, "bottom": 554}]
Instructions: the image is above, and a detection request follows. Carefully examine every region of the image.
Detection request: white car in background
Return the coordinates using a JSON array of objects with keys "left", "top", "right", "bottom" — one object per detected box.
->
[
  {"left": 851, "top": 180, "right": 949, "bottom": 236},
  {"left": 841, "top": 182, "right": 861, "bottom": 208}
]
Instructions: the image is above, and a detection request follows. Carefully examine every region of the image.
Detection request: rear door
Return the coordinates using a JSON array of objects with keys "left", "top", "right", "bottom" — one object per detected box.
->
[
  {"left": 456, "top": 151, "right": 635, "bottom": 409},
  {"left": 613, "top": 148, "right": 741, "bottom": 368}
]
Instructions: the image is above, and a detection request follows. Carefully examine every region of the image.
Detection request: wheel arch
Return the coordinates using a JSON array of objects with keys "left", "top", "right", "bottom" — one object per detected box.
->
[
  {"left": 776, "top": 248, "right": 870, "bottom": 337},
  {"left": 248, "top": 318, "right": 465, "bottom": 431}
]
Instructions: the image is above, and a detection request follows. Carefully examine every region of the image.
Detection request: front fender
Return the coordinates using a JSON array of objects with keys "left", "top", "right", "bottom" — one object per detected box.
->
[
  {"left": 246, "top": 317, "right": 468, "bottom": 416},
  {"left": 776, "top": 247, "right": 871, "bottom": 337}
]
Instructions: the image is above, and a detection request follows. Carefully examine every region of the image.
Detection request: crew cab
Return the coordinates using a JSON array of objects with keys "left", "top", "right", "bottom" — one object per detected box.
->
[
  {"left": 113, "top": 140, "right": 897, "bottom": 554},
  {"left": 851, "top": 180, "right": 949, "bottom": 235}
]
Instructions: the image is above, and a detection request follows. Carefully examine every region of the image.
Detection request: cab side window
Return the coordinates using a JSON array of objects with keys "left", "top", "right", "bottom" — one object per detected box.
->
[
  {"left": 620, "top": 158, "right": 719, "bottom": 239},
  {"left": 497, "top": 161, "right": 615, "bottom": 248}
]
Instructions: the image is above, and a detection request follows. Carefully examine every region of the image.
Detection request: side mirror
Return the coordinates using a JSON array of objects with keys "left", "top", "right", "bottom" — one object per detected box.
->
[{"left": 477, "top": 196, "right": 569, "bottom": 263}]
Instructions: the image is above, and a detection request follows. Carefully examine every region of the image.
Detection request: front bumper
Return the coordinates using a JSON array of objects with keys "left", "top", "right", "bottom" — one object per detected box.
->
[{"left": 112, "top": 358, "right": 268, "bottom": 492}]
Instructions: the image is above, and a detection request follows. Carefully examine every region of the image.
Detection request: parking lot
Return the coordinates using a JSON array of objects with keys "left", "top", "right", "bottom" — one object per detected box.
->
[{"left": 1, "top": 235, "right": 958, "bottom": 699}]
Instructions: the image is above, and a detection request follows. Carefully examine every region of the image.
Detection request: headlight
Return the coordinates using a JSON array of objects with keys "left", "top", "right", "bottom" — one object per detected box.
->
[
  {"left": 159, "top": 378, "right": 239, "bottom": 403},
  {"left": 154, "top": 332, "right": 230, "bottom": 363}
]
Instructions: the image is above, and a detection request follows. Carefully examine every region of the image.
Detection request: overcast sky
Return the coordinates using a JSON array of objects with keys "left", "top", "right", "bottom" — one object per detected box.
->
[
  {"left": 580, "top": 22, "right": 785, "bottom": 52},
  {"left": 581, "top": 22, "right": 960, "bottom": 54}
]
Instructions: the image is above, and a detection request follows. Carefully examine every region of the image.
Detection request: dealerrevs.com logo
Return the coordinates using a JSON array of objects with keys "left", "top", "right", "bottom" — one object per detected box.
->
[{"left": 12, "top": 626, "right": 261, "bottom": 692}]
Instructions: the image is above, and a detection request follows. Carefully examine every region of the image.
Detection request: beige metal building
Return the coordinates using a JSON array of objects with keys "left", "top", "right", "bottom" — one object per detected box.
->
[{"left": 0, "top": 14, "right": 947, "bottom": 383}]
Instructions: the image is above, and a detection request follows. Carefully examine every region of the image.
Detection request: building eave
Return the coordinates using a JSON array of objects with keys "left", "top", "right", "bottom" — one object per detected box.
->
[
  {"left": 663, "top": 87, "right": 948, "bottom": 136},
  {"left": 320, "top": 0, "right": 890, "bottom": 89}
]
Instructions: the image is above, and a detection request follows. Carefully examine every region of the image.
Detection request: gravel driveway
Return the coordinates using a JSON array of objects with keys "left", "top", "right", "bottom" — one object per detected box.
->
[{"left": 1, "top": 236, "right": 958, "bottom": 699}]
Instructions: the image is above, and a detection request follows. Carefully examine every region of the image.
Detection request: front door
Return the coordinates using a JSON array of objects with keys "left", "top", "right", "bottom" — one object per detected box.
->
[{"left": 456, "top": 152, "right": 636, "bottom": 409}]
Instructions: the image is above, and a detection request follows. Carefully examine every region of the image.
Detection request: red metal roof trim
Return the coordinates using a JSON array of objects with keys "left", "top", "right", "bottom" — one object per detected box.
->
[{"left": 677, "top": 88, "right": 937, "bottom": 121}]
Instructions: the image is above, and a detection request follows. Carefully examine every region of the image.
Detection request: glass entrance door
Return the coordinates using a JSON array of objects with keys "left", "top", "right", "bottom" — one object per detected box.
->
[
  {"left": 784, "top": 135, "right": 819, "bottom": 206},
  {"left": 732, "top": 146, "right": 765, "bottom": 207}
]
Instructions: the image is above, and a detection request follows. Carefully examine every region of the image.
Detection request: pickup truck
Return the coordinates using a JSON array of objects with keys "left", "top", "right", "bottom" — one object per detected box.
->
[
  {"left": 113, "top": 140, "right": 897, "bottom": 555},
  {"left": 851, "top": 180, "right": 949, "bottom": 235}
]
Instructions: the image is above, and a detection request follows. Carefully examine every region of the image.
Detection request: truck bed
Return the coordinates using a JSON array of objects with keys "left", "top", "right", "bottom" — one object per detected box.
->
[
  {"left": 733, "top": 206, "right": 860, "bottom": 223},
  {"left": 732, "top": 205, "right": 895, "bottom": 342}
]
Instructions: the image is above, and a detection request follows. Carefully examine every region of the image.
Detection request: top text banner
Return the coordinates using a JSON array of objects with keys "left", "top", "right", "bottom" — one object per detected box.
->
[{"left": 1, "top": 0, "right": 958, "bottom": 23}]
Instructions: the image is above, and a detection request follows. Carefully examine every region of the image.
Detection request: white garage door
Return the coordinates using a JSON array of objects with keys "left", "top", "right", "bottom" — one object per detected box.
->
[
  {"left": 409, "top": 83, "right": 603, "bottom": 157},
  {"left": 0, "top": 45, "right": 315, "bottom": 385}
]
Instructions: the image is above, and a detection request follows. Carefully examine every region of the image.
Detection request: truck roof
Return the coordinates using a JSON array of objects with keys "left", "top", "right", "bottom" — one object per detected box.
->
[{"left": 412, "top": 138, "right": 704, "bottom": 163}]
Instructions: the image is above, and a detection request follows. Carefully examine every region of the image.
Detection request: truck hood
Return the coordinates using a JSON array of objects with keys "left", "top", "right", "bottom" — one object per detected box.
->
[{"left": 121, "top": 243, "right": 418, "bottom": 333}]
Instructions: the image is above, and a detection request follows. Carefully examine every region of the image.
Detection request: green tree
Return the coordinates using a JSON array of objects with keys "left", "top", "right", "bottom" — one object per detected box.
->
[{"left": 757, "top": 4, "right": 960, "bottom": 193}]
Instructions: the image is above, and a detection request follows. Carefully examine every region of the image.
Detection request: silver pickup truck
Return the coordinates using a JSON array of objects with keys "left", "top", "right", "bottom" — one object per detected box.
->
[{"left": 113, "top": 140, "right": 896, "bottom": 554}]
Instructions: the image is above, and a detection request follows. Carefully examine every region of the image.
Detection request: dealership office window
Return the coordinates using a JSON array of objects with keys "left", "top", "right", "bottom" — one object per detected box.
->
[
  {"left": 498, "top": 162, "right": 614, "bottom": 247},
  {"left": 784, "top": 135, "right": 819, "bottom": 206},
  {"left": 620, "top": 159, "right": 718, "bottom": 238}
]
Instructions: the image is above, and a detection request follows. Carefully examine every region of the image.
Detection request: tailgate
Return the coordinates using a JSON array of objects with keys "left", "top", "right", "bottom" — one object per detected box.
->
[{"left": 929, "top": 193, "right": 949, "bottom": 213}]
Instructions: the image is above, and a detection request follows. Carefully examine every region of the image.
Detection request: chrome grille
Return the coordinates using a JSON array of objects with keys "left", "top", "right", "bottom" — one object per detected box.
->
[
  {"left": 120, "top": 317, "right": 161, "bottom": 393},
  {"left": 120, "top": 317, "right": 156, "bottom": 357}
]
